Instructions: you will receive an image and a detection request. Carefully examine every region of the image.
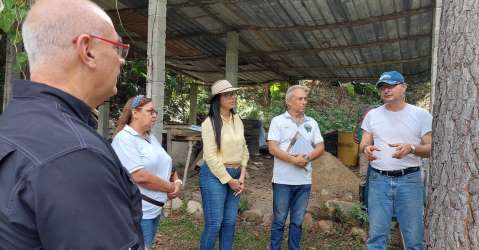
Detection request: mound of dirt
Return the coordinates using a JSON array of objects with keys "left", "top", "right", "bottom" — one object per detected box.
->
[{"left": 311, "top": 152, "right": 360, "bottom": 204}]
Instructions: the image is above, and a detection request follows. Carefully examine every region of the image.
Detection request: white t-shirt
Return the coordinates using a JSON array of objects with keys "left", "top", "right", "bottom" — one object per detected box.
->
[
  {"left": 361, "top": 104, "right": 432, "bottom": 171},
  {"left": 268, "top": 112, "right": 324, "bottom": 185},
  {"left": 112, "top": 125, "right": 172, "bottom": 219}
]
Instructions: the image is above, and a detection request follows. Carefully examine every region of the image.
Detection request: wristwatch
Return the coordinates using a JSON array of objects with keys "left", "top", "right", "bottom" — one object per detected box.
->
[{"left": 410, "top": 144, "right": 416, "bottom": 154}]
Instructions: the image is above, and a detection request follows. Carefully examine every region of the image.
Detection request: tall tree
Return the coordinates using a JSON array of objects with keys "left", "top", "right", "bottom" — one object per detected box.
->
[{"left": 425, "top": 0, "right": 479, "bottom": 249}]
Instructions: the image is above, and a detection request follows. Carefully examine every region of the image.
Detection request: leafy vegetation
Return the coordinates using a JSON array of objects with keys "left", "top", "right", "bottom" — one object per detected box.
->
[
  {"left": 0, "top": 0, "right": 29, "bottom": 72},
  {"left": 350, "top": 206, "right": 369, "bottom": 226},
  {"left": 238, "top": 196, "right": 251, "bottom": 213}
]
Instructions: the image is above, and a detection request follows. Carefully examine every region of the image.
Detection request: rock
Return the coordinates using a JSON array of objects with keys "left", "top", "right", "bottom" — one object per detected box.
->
[
  {"left": 317, "top": 220, "right": 333, "bottom": 233},
  {"left": 262, "top": 212, "right": 273, "bottom": 227},
  {"left": 320, "top": 189, "right": 330, "bottom": 196},
  {"left": 186, "top": 200, "right": 203, "bottom": 216},
  {"left": 325, "top": 200, "right": 358, "bottom": 215},
  {"left": 243, "top": 209, "right": 264, "bottom": 224},
  {"left": 303, "top": 212, "right": 315, "bottom": 229},
  {"left": 249, "top": 165, "right": 260, "bottom": 171},
  {"left": 162, "top": 201, "right": 171, "bottom": 218},
  {"left": 351, "top": 227, "right": 367, "bottom": 243},
  {"left": 191, "top": 191, "right": 202, "bottom": 203},
  {"left": 317, "top": 204, "right": 332, "bottom": 220},
  {"left": 171, "top": 197, "right": 183, "bottom": 211},
  {"left": 343, "top": 192, "right": 354, "bottom": 201}
]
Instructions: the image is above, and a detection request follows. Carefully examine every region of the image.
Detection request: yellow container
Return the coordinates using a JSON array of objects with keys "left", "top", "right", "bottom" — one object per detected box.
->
[{"left": 337, "top": 131, "right": 359, "bottom": 167}]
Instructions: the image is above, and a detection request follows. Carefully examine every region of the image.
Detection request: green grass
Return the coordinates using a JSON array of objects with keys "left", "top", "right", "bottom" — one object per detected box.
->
[{"left": 156, "top": 207, "right": 368, "bottom": 250}]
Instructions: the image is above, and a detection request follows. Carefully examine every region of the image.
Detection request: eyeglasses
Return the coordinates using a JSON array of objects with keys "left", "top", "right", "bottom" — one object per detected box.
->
[
  {"left": 72, "top": 34, "right": 130, "bottom": 59},
  {"left": 141, "top": 108, "right": 158, "bottom": 116}
]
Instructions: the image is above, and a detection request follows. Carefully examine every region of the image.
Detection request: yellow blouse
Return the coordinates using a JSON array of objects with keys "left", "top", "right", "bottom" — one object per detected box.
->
[{"left": 201, "top": 114, "right": 249, "bottom": 184}]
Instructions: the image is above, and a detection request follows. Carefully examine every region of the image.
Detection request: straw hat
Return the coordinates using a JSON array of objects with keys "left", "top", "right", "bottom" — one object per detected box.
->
[{"left": 209, "top": 79, "right": 240, "bottom": 101}]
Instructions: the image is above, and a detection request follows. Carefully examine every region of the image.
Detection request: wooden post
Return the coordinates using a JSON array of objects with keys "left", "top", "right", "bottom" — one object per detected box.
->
[
  {"left": 3, "top": 40, "right": 19, "bottom": 111},
  {"left": 189, "top": 82, "right": 198, "bottom": 124},
  {"left": 146, "top": 0, "right": 167, "bottom": 140},
  {"left": 225, "top": 31, "right": 239, "bottom": 87},
  {"left": 97, "top": 100, "right": 110, "bottom": 139}
]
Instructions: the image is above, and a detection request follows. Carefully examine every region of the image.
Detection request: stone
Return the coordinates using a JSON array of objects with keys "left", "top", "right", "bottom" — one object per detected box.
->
[
  {"left": 303, "top": 212, "right": 315, "bottom": 229},
  {"left": 325, "top": 200, "right": 358, "bottom": 215},
  {"left": 343, "top": 192, "right": 354, "bottom": 201},
  {"left": 249, "top": 165, "right": 260, "bottom": 171},
  {"left": 320, "top": 189, "right": 330, "bottom": 196},
  {"left": 186, "top": 200, "right": 203, "bottom": 216},
  {"left": 351, "top": 227, "right": 367, "bottom": 243},
  {"left": 317, "top": 220, "right": 333, "bottom": 233},
  {"left": 317, "top": 204, "right": 332, "bottom": 220},
  {"left": 191, "top": 191, "right": 202, "bottom": 203},
  {"left": 171, "top": 197, "right": 183, "bottom": 211},
  {"left": 262, "top": 212, "right": 273, "bottom": 227},
  {"left": 243, "top": 209, "right": 264, "bottom": 224}
]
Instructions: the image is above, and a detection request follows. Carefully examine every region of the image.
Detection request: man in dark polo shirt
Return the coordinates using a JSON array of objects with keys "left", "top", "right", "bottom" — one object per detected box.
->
[{"left": 0, "top": 0, "right": 144, "bottom": 249}]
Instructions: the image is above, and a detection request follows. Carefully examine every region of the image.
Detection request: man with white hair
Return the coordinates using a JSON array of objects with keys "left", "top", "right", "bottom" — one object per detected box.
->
[
  {"left": 0, "top": 0, "right": 144, "bottom": 249},
  {"left": 267, "top": 85, "right": 325, "bottom": 250}
]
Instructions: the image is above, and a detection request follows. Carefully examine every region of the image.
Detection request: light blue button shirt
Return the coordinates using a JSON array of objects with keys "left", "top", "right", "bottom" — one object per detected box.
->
[
  {"left": 112, "top": 125, "right": 172, "bottom": 219},
  {"left": 268, "top": 112, "right": 323, "bottom": 185}
]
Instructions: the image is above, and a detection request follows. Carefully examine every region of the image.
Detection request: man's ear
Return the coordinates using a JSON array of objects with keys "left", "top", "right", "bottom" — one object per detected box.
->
[{"left": 76, "top": 35, "right": 97, "bottom": 68}]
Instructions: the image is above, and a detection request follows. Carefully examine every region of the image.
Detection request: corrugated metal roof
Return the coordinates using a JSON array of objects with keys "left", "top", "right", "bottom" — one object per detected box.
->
[{"left": 101, "top": 0, "right": 433, "bottom": 84}]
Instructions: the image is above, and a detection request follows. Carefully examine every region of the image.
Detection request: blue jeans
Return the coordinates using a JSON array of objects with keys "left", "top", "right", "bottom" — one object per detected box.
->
[
  {"left": 367, "top": 169, "right": 424, "bottom": 250},
  {"left": 141, "top": 216, "right": 160, "bottom": 250},
  {"left": 270, "top": 183, "right": 311, "bottom": 250},
  {"left": 199, "top": 164, "right": 241, "bottom": 250}
]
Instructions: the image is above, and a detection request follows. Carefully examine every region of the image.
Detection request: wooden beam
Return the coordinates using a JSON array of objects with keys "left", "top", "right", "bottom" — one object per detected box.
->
[
  {"left": 173, "top": 56, "right": 430, "bottom": 74},
  {"left": 167, "top": 0, "right": 255, "bottom": 9},
  {"left": 167, "top": 33, "right": 431, "bottom": 61},
  {"left": 167, "top": 6, "right": 433, "bottom": 40}
]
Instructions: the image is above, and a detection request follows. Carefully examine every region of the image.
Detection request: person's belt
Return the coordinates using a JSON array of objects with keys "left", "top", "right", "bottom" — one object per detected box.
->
[
  {"left": 142, "top": 194, "right": 164, "bottom": 207},
  {"left": 371, "top": 167, "right": 420, "bottom": 177},
  {"left": 224, "top": 163, "right": 241, "bottom": 169}
]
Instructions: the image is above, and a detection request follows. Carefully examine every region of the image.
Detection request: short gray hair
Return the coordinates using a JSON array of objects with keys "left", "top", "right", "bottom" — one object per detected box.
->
[
  {"left": 285, "top": 85, "right": 310, "bottom": 104},
  {"left": 22, "top": 0, "right": 112, "bottom": 68}
]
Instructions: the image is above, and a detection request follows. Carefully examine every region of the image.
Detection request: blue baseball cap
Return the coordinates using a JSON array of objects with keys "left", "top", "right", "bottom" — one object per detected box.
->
[{"left": 376, "top": 71, "right": 405, "bottom": 87}]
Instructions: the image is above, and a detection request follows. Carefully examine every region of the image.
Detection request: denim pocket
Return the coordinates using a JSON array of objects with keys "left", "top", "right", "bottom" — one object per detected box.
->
[
  {"left": 369, "top": 170, "right": 380, "bottom": 180},
  {"left": 403, "top": 170, "right": 421, "bottom": 183}
]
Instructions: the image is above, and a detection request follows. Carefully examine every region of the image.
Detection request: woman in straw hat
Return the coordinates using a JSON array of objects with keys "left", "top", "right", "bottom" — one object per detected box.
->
[{"left": 200, "top": 80, "right": 249, "bottom": 250}]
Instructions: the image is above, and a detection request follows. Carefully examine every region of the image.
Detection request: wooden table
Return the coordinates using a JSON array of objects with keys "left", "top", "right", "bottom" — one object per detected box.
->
[{"left": 165, "top": 125, "right": 202, "bottom": 188}]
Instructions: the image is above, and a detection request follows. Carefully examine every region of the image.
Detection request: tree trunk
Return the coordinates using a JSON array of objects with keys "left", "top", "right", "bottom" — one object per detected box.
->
[{"left": 425, "top": 1, "right": 479, "bottom": 249}]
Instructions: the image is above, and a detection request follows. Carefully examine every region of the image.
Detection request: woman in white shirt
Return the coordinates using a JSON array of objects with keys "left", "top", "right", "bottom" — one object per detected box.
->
[{"left": 112, "top": 95, "right": 182, "bottom": 250}]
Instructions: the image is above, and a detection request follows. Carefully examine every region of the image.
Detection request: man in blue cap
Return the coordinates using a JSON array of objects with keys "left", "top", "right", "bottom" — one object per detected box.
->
[{"left": 359, "top": 71, "right": 432, "bottom": 250}]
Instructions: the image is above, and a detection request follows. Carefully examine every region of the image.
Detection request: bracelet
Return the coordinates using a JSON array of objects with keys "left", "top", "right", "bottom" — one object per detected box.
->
[{"left": 174, "top": 179, "right": 183, "bottom": 185}]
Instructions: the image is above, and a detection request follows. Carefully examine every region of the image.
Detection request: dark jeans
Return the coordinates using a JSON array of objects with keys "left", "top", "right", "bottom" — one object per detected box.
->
[
  {"left": 270, "top": 183, "right": 311, "bottom": 250},
  {"left": 199, "top": 164, "right": 241, "bottom": 250}
]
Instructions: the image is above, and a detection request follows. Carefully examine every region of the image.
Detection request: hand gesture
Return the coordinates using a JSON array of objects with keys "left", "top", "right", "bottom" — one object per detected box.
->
[
  {"left": 389, "top": 143, "right": 412, "bottom": 159},
  {"left": 364, "top": 145, "right": 380, "bottom": 161},
  {"left": 167, "top": 181, "right": 182, "bottom": 199},
  {"left": 289, "top": 154, "right": 308, "bottom": 168},
  {"left": 234, "top": 177, "right": 246, "bottom": 196},
  {"left": 228, "top": 179, "right": 242, "bottom": 193}
]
